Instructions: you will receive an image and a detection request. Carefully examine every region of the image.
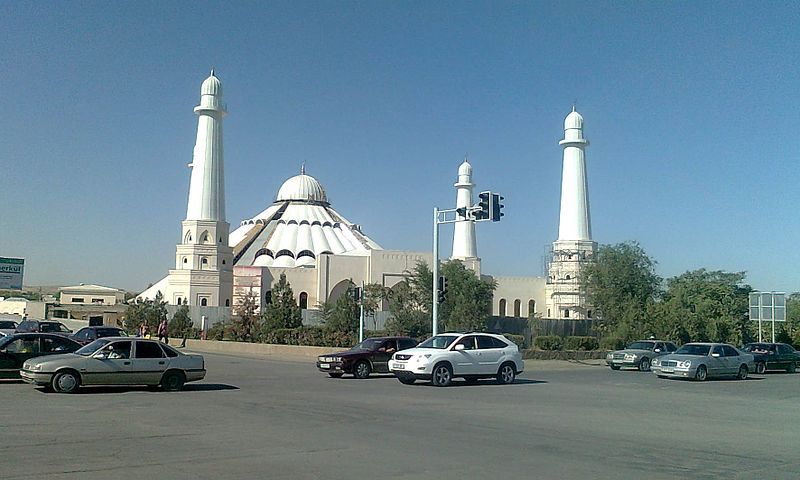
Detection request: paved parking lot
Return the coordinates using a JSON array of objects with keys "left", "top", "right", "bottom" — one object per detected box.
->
[{"left": 1, "top": 352, "right": 799, "bottom": 479}]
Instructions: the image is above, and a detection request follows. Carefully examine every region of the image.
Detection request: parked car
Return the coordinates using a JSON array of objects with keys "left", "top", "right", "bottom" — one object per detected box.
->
[
  {"left": 15, "top": 320, "right": 72, "bottom": 336},
  {"left": 742, "top": 343, "right": 799, "bottom": 374},
  {"left": 20, "top": 337, "right": 206, "bottom": 393},
  {"left": 605, "top": 340, "right": 678, "bottom": 371},
  {"left": 0, "top": 333, "right": 82, "bottom": 378},
  {"left": 651, "top": 343, "right": 755, "bottom": 381},
  {"left": 71, "top": 326, "right": 128, "bottom": 345},
  {"left": 0, "top": 320, "right": 18, "bottom": 336},
  {"left": 388, "top": 332, "right": 524, "bottom": 387},
  {"left": 317, "top": 336, "right": 418, "bottom": 378}
]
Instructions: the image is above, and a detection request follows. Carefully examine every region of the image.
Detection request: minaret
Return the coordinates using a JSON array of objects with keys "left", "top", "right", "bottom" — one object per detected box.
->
[
  {"left": 451, "top": 158, "right": 477, "bottom": 259},
  {"left": 545, "top": 107, "right": 597, "bottom": 319},
  {"left": 165, "top": 70, "right": 234, "bottom": 308}
]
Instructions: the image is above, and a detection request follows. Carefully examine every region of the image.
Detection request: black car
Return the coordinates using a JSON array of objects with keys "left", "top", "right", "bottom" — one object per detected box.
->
[
  {"left": 742, "top": 343, "right": 799, "bottom": 374},
  {"left": 317, "top": 337, "right": 418, "bottom": 379},
  {"left": 0, "top": 333, "right": 82, "bottom": 378},
  {"left": 70, "top": 326, "right": 128, "bottom": 345},
  {"left": 15, "top": 320, "right": 72, "bottom": 336}
]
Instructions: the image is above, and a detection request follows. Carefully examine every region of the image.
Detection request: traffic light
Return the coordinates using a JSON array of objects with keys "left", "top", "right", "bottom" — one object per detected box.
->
[
  {"left": 491, "top": 193, "right": 504, "bottom": 222},
  {"left": 352, "top": 286, "right": 362, "bottom": 303},
  {"left": 437, "top": 276, "right": 447, "bottom": 304},
  {"left": 476, "top": 191, "right": 491, "bottom": 220}
]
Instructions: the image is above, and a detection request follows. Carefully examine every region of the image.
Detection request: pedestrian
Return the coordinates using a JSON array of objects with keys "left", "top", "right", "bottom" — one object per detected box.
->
[
  {"left": 139, "top": 322, "right": 149, "bottom": 339},
  {"left": 158, "top": 318, "right": 169, "bottom": 344}
]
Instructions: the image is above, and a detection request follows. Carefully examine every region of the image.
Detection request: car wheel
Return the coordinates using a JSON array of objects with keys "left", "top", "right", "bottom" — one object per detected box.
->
[
  {"left": 161, "top": 371, "right": 185, "bottom": 391},
  {"left": 328, "top": 373, "right": 344, "bottom": 378},
  {"left": 787, "top": 362, "right": 796, "bottom": 374},
  {"left": 756, "top": 362, "right": 766, "bottom": 374},
  {"left": 52, "top": 371, "right": 80, "bottom": 394},
  {"left": 737, "top": 364, "right": 749, "bottom": 380},
  {"left": 496, "top": 363, "right": 516, "bottom": 385},
  {"left": 397, "top": 375, "right": 416, "bottom": 385},
  {"left": 638, "top": 357, "right": 651, "bottom": 372},
  {"left": 695, "top": 365, "right": 707, "bottom": 382},
  {"left": 431, "top": 363, "right": 452, "bottom": 387},
  {"left": 353, "top": 361, "right": 371, "bottom": 379},
  {"left": 610, "top": 365, "right": 621, "bottom": 370}
]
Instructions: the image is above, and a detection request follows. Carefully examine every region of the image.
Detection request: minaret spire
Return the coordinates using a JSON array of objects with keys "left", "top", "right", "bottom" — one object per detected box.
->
[{"left": 451, "top": 157, "right": 478, "bottom": 260}]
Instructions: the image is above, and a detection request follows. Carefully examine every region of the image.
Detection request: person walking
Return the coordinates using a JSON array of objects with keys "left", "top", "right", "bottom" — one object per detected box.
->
[
  {"left": 139, "top": 322, "right": 150, "bottom": 339},
  {"left": 158, "top": 318, "right": 169, "bottom": 344}
]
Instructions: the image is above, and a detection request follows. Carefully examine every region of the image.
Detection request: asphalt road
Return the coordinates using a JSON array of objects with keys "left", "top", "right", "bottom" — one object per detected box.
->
[{"left": 1, "top": 353, "right": 799, "bottom": 480}]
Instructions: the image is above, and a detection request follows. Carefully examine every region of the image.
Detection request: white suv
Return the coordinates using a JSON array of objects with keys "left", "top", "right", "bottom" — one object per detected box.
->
[{"left": 389, "top": 332, "right": 523, "bottom": 387}]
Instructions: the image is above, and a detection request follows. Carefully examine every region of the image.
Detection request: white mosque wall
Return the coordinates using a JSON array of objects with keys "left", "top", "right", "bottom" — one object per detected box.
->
[{"left": 490, "top": 276, "right": 547, "bottom": 318}]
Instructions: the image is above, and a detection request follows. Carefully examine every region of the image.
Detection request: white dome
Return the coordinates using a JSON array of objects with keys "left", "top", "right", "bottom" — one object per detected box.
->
[
  {"left": 201, "top": 70, "right": 222, "bottom": 97},
  {"left": 276, "top": 174, "right": 328, "bottom": 203},
  {"left": 564, "top": 110, "right": 583, "bottom": 130}
]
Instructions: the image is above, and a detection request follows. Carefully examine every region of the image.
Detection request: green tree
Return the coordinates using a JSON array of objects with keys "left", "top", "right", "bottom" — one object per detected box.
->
[
  {"left": 385, "top": 280, "right": 431, "bottom": 338},
  {"left": 122, "top": 291, "right": 168, "bottom": 335},
  {"left": 262, "top": 273, "right": 302, "bottom": 331},
  {"left": 654, "top": 269, "right": 752, "bottom": 344},
  {"left": 168, "top": 304, "right": 194, "bottom": 340},
  {"left": 232, "top": 289, "right": 261, "bottom": 342},
  {"left": 785, "top": 293, "right": 800, "bottom": 347},
  {"left": 362, "top": 283, "right": 389, "bottom": 330},
  {"left": 581, "top": 242, "right": 662, "bottom": 340},
  {"left": 319, "top": 282, "right": 360, "bottom": 334}
]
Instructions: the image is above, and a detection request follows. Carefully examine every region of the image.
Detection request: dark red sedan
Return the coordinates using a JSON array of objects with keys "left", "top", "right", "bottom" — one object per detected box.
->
[{"left": 317, "top": 336, "right": 417, "bottom": 379}]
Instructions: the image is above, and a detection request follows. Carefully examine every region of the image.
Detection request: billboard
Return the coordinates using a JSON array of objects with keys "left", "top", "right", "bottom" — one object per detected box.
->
[{"left": 0, "top": 257, "right": 25, "bottom": 290}]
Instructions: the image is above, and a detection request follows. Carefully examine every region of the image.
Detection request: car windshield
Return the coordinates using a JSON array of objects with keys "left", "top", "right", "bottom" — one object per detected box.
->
[
  {"left": 351, "top": 339, "right": 384, "bottom": 351},
  {"left": 0, "top": 321, "right": 17, "bottom": 329},
  {"left": 41, "top": 323, "right": 70, "bottom": 333},
  {"left": 627, "top": 342, "right": 655, "bottom": 350},
  {"left": 675, "top": 344, "right": 711, "bottom": 356},
  {"left": 417, "top": 335, "right": 459, "bottom": 349},
  {"left": 75, "top": 339, "right": 112, "bottom": 356}
]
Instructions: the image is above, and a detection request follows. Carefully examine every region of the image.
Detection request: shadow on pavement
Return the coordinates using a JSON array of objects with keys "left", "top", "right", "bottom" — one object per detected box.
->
[{"left": 36, "top": 383, "right": 240, "bottom": 395}]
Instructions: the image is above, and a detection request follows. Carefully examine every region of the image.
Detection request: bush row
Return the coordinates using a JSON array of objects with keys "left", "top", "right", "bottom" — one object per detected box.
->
[{"left": 532, "top": 335, "right": 600, "bottom": 351}]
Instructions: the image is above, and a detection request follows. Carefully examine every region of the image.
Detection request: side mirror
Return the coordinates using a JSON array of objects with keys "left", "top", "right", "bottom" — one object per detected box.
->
[
  {"left": 654, "top": 349, "right": 661, "bottom": 353},
  {"left": 711, "top": 352, "right": 720, "bottom": 358},
  {"left": 454, "top": 344, "right": 465, "bottom": 351}
]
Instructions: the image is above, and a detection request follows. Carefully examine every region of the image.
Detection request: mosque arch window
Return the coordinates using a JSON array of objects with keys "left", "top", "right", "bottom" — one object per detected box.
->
[
  {"left": 219, "top": 237, "right": 223, "bottom": 244},
  {"left": 528, "top": 300, "right": 536, "bottom": 316},
  {"left": 275, "top": 249, "right": 293, "bottom": 258},
  {"left": 176, "top": 297, "right": 181, "bottom": 305},
  {"left": 264, "top": 291, "right": 272, "bottom": 305},
  {"left": 222, "top": 260, "right": 226, "bottom": 265},
  {"left": 563, "top": 309, "right": 570, "bottom": 318},
  {"left": 499, "top": 299, "right": 507, "bottom": 317},
  {"left": 200, "top": 298, "right": 208, "bottom": 307},
  {"left": 254, "top": 248, "right": 271, "bottom": 260},
  {"left": 565, "top": 275, "right": 571, "bottom": 280},
  {"left": 225, "top": 299, "right": 230, "bottom": 307},
  {"left": 184, "top": 231, "right": 193, "bottom": 243},
  {"left": 297, "top": 250, "right": 315, "bottom": 259},
  {"left": 201, "top": 257, "right": 209, "bottom": 268},
  {"left": 513, "top": 299, "right": 521, "bottom": 318},
  {"left": 183, "top": 257, "right": 188, "bottom": 264},
  {"left": 200, "top": 231, "right": 210, "bottom": 244},
  {"left": 299, "top": 292, "right": 308, "bottom": 309}
]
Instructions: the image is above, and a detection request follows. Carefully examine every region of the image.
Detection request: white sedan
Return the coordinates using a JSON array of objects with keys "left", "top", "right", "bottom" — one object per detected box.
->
[{"left": 20, "top": 337, "right": 205, "bottom": 393}]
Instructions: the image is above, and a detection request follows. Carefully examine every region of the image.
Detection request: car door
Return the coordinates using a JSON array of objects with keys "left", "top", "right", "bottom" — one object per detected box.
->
[
  {"left": 451, "top": 336, "right": 479, "bottom": 375},
  {"left": 372, "top": 340, "right": 396, "bottom": 373},
  {"left": 0, "top": 337, "right": 40, "bottom": 377},
  {"left": 722, "top": 345, "right": 742, "bottom": 375},
  {"left": 709, "top": 345, "right": 726, "bottom": 377},
  {"left": 84, "top": 340, "right": 133, "bottom": 385},
  {"left": 130, "top": 340, "right": 169, "bottom": 385},
  {"left": 475, "top": 335, "right": 504, "bottom": 374},
  {"left": 776, "top": 344, "right": 793, "bottom": 369}
]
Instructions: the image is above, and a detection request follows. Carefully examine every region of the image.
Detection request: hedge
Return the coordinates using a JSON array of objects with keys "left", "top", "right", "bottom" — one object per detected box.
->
[
  {"left": 534, "top": 335, "right": 563, "bottom": 351},
  {"left": 563, "top": 336, "right": 599, "bottom": 351},
  {"left": 599, "top": 337, "right": 625, "bottom": 351},
  {"left": 502, "top": 334, "right": 525, "bottom": 348}
]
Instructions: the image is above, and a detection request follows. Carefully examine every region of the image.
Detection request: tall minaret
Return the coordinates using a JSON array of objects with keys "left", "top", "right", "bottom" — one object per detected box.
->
[
  {"left": 545, "top": 107, "right": 597, "bottom": 319},
  {"left": 451, "top": 158, "right": 477, "bottom": 260},
  {"left": 165, "top": 70, "right": 234, "bottom": 308}
]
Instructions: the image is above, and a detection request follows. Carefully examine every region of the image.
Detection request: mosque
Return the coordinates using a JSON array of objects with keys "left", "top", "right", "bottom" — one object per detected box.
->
[{"left": 139, "top": 71, "right": 597, "bottom": 325}]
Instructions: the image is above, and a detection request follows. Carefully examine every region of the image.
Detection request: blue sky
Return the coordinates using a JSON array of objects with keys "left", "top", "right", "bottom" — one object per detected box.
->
[{"left": 1, "top": 1, "right": 798, "bottom": 293}]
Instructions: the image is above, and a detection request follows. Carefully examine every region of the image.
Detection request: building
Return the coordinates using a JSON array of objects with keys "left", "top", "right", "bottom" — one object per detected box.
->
[
  {"left": 50, "top": 284, "right": 127, "bottom": 325},
  {"left": 140, "top": 71, "right": 597, "bottom": 328}
]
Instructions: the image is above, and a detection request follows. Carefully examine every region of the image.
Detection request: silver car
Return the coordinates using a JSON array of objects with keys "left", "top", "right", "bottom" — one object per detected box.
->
[
  {"left": 605, "top": 340, "right": 677, "bottom": 371},
  {"left": 20, "top": 337, "right": 206, "bottom": 393},
  {"left": 651, "top": 343, "right": 755, "bottom": 381}
]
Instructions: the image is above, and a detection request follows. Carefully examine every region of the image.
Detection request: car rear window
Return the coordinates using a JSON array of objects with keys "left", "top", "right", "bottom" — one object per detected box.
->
[
  {"left": 97, "top": 329, "right": 124, "bottom": 338},
  {"left": 0, "top": 321, "right": 17, "bottom": 329},
  {"left": 135, "top": 341, "right": 165, "bottom": 359},
  {"left": 161, "top": 344, "right": 180, "bottom": 357}
]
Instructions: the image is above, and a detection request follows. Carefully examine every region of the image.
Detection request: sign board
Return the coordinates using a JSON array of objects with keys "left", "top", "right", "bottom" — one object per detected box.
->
[
  {"left": 0, "top": 257, "right": 24, "bottom": 290},
  {"left": 749, "top": 292, "right": 785, "bottom": 322}
]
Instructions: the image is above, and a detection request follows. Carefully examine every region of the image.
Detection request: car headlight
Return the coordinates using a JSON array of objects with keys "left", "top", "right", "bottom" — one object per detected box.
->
[
  {"left": 652, "top": 359, "right": 660, "bottom": 366},
  {"left": 606, "top": 353, "right": 613, "bottom": 359},
  {"left": 678, "top": 360, "right": 691, "bottom": 368},
  {"left": 624, "top": 353, "right": 636, "bottom": 361}
]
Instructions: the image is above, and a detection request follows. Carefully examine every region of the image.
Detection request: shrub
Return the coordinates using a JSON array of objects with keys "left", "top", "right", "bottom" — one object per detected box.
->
[
  {"left": 600, "top": 337, "right": 625, "bottom": 351},
  {"left": 534, "top": 335, "right": 563, "bottom": 351},
  {"left": 564, "top": 336, "right": 599, "bottom": 351},
  {"left": 502, "top": 334, "right": 525, "bottom": 348}
]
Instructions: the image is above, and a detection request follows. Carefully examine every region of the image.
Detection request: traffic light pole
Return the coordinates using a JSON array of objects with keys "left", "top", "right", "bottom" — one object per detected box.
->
[{"left": 432, "top": 207, "right": 439, "bottom": 336}]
